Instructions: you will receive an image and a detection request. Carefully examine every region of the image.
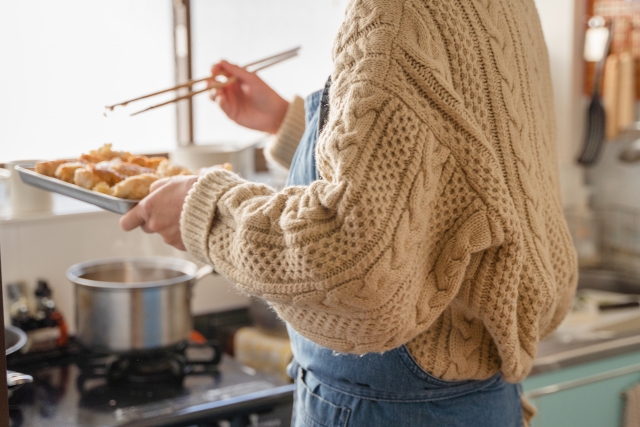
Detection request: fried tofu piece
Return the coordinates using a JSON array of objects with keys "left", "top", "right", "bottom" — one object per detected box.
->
[
  {"left": 111, "top": 173, "right": 159, "bottom": 200},
  {"left": 110, "top": 162, "right": 154, "bottom": 177},
  {"left": 156, "top": 159, "right": 192, "bottom": 177},
  {"left": 92, "top": 162, "right": 126, "bottom": 186},
  {"left": 35, "top": 160, "right": 74, "bottom": 177},
  {"left": 74, "top": 167, "right": 103, "bottom": 190},
  {"left": 80, "top": 153, "right": 107, "bottom": 163},
  {"left": 127, "top": 155, "right": 167, "bottom": 170},
  {"left": 146, "top": 157, "right": 167, "bottom": 169},
  {"left": 92, "top": 181, "right": 113, "bottom": 196},
  {"left": 89, "top": 143, "right": 131, "bottom": 161},
  {"left": 55, "top": 162, "right": 87, "bottom": 183}
]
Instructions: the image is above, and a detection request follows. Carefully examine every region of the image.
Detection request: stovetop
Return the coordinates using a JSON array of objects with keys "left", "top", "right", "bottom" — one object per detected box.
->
[{"left": 7, "top": 342, "right": 294, "bottom": 427}]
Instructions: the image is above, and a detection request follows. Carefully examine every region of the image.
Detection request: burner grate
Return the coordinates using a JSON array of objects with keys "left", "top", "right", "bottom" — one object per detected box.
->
[{"left": 76, "top": 340, "right": 222, "bottom": 391}]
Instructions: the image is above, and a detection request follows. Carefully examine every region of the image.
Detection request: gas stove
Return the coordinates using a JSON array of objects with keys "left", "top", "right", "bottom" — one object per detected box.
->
[
  {"left": 75, "top": 340, "right": 222, "bottom": 390},
  {"left": 6, "top": 340, "right": 293, "bottom": 427}
]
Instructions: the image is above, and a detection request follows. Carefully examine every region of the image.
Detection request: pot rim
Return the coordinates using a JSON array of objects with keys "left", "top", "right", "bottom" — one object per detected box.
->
[
  {"left": 5, "top": 326, "right": 27, "bottom": 356},
  {"left": 66, "top": 256, "right": 200, "bottom": 289}
]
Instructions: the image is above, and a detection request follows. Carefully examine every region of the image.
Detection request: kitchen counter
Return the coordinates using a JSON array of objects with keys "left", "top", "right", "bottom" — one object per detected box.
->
[
  {"left": 521, "top": 271, "right": 640, "bottom": 426},
  {"left": 530, "top": 269, "right": 640, "bottom": 376},
  {"left": 532, "top": 330, "right": 640, "bottom": 376}
]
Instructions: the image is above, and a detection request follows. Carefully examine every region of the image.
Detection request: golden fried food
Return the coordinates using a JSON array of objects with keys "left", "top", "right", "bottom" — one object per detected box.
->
[
  {"left": 146, "top": 157, "right": 166, "bottom": 169},
  {"left": 127, "top": 155, "right": 166, "bottom": 170},
  {"left": 156, "top": 159, "right": 192, "bottom": 177},
  {"left": 92, "top": 181, "right": 112, "bottom": 195},
  {"left": 110, "top": 162, "right": 154, "bottom": 177},
  {"left": 36, "top": 145, "right": 205, "bottom": 201},
  {"left": 74, "top": 167, "right": 103, "bottom": 190},
  {"left": 89, "top": 143, "right": 131, "bottom": 161},
  {"left": 55, "top": 162, "right": 87, "bottom": 183},
  {"left": 35, "top": 160, "right": 73, "bottom": 177},
  {"left": 92, "top": 162, "right": 125, "bottom": 186},
  {"left": 111, "top": 174, "right": 159, "bottom": 200},
  {"left": 80, "top": 153, "right": 107, "bottom": 163}
]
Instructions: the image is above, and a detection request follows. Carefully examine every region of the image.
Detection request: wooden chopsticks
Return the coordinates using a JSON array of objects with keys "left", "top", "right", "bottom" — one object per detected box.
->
[{"left": 105, "top": 46, "right": 300, "bottom": 117}]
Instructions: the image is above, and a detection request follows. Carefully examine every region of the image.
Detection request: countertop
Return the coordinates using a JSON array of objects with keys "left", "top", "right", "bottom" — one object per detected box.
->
[
  {"left": 532, "top": 330, "right": 640, "bottom": 375},
  {"left": 531, "top": 269, "right": 640, "bottom": 375}
]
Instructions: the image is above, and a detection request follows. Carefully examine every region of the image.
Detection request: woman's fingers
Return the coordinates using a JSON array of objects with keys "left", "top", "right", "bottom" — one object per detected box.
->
[
  {"left": 120, "top": 203, "right": 147, "bottom": 232},
  {"left": 149, "top": 177, "right": 171, "bottom": 193},
  {"left": 216, "top": 60, "right": 256, "bottom": 82}
]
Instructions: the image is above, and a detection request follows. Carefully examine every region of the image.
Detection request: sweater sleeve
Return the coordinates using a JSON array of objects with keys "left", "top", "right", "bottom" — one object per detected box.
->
[
  {"left": 180, "top": 0, "right": 500, "bottom": 354},
  {"left": 264, "top": 96, "right": 306, "bottom": 170}
]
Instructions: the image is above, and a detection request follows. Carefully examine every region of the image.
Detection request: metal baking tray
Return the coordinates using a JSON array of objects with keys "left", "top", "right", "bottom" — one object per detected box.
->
[{"left": 15, "top": 166, "right": 138, "bottom": 214}]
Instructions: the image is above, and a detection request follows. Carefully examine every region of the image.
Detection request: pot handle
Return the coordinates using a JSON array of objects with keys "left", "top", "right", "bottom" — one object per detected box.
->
[
  {"left": 7, "top": 370, "right": 33, "bottom": 391},
  {"left": 195, "top": 264, "right": 215, "bottom": 281}
]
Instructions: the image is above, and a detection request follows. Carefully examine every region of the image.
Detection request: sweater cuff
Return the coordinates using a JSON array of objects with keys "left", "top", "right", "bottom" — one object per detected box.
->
[
  {"left": 180, "top": 169, "right": 246, "bottom": 264},
  {"left": 265, "top": 96, "right": 306, "bottom": 169}
]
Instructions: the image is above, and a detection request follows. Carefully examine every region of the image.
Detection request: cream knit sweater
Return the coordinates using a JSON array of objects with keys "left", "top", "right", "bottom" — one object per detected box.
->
[{"left": 181, "top": 0, "right": 578, "bottom": 385}]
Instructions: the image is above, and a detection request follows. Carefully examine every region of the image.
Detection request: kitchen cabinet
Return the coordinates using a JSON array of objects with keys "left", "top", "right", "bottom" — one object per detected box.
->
[{"left": 523, "top": 351, "right": 640, "bottom": 427}]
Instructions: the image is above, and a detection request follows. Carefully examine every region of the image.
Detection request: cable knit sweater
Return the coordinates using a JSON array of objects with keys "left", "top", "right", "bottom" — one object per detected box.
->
[{"left": 181, "top": 0, "right": 577, "bottom": 385}]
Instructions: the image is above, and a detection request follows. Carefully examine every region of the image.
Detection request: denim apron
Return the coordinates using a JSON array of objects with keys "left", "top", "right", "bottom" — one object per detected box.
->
[{"left": 285, "top": 81, "right": 524, "bottom": 427}]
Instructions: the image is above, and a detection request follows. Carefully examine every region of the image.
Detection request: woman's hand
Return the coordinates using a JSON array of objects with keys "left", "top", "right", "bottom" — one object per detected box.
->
[
  {"left": 209, "top": 60, "right": 289, "bottom": 134},
  {"left": 119, "top": 175, "right": 199, "bottom": 250}
]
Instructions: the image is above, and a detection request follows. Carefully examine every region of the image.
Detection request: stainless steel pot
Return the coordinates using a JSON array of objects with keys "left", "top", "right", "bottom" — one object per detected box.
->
[
  {"left": 67, "top": 257, "right": 213, "bottom": 353},
  {"left": 5, "top": 326, "right": 33, "bottom": 396}
]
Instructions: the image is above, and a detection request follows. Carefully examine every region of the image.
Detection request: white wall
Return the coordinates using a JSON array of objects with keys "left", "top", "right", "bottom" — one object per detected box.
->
[
  {"left": 191, "top": 0, "right": 350, "bottom": 145},
  {"left": 0, "top": 1, "right": 177, "bottom": 162}
]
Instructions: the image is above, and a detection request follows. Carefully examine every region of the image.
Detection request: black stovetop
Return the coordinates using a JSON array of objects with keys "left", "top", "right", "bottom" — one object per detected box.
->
[{"left": 7, "top": 342, "right": 294, "bottom": 427}]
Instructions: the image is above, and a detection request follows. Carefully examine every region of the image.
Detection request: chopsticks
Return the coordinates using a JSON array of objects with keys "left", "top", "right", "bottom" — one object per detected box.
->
[{"left": 105, "top": 46, "right": 300, "bottom": 117}]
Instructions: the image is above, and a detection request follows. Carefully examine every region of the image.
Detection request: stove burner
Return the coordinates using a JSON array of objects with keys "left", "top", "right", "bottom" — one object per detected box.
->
[
  {"left": 76, "top": 340, "right": 222, "bottom": 392},
  {"left": 108, "top": 352, "right": 187, "bottom": 386}
]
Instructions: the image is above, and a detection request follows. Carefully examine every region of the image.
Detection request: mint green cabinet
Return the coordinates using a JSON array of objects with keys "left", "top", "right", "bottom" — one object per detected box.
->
[{"left": 522, "top": 352, "right": 640, "bottom": 427}]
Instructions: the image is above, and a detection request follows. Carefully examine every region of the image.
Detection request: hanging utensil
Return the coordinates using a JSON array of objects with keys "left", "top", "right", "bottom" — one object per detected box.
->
[
  {"left": 577, "top": 17, "right": 614, "bottom": 166},
  {"left": 617, "top": 51, "right": 636, "bottom": 133},
  {"left": 603, "top": 53, "right": 620, "bottom": 141}
]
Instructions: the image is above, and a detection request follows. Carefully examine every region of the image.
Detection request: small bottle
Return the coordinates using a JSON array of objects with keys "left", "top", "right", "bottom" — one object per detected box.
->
[
  {"left": 26, "top": 280, "right": 69, "bottom": 352},
  {"left": 6, "top": 282, "right": 31, "bottom": 330},
  {"left": 34, "top": 280, "right": 56, "bottom": 321}
]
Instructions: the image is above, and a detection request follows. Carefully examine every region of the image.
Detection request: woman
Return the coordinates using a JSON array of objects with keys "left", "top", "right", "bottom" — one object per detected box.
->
[{"left": 121, "top": 1, "right": 578, "bottom": 425}]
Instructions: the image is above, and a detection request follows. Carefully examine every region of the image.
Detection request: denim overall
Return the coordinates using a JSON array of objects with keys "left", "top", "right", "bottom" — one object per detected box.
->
[{"left": 285, "top": 83, "right": 524, "bottom": 427}]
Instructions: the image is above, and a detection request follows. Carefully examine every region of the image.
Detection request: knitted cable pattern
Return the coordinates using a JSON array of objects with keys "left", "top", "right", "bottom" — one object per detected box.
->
[{"left": 181, "top": 0, "right": 577, "bottom": 384}]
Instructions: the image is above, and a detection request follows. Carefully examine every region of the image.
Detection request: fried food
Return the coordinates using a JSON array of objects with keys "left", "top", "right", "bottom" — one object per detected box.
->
[
  {"left": 156, "top": 159, "right": 192, "bottom": 177},
  {"left": 55, "top": 162, "right": 87, "bottom": 183},
  {"left": 92, "top": 181, "right": 112, "bottom": 195},
  {"left": 80, "top": 153, "right": 106, "bottom": 163},
  {"left": 110, "top": 162, "right": 154, "bottom": 177},
  {"left": 35, "top": 145, "right": 208, "bottom": 201},
  {"left": 35, "top": 160, "right": 73, "bottom": 177},
  {"left": 127, "top": 155, "right": 166, "bottom": 170},
  {"left": 74, "top": 167, "right": 103, "bottom": 190},
  {"left": 92, "top": 162, "right": 125, "bottom": 186},
  {"left": 111, "top": 174, "right": 159, "bottom": 200},
  {"left": 89, "top": 143, "right": 132, "bottom": 161}
]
